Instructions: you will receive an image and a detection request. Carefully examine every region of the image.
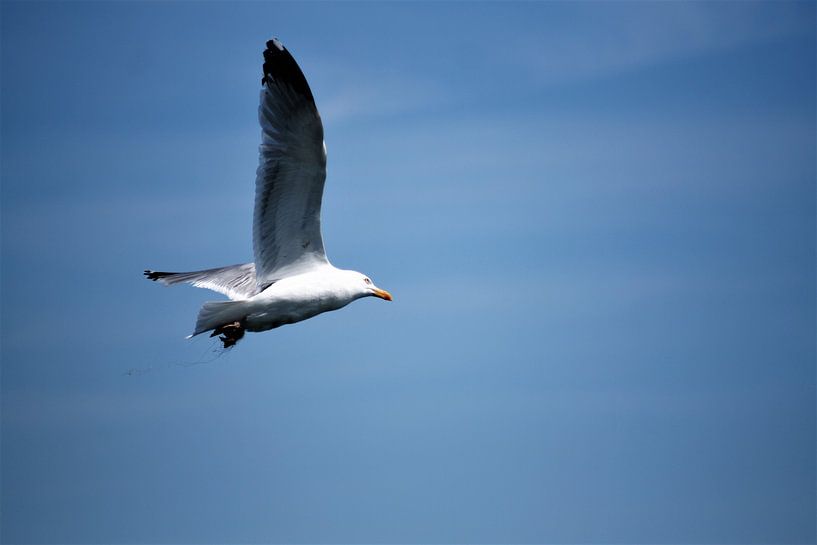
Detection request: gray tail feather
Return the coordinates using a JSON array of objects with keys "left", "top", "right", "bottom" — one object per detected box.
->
[{"left": 190, "top": 300, "right": 250, "bottom": 338}]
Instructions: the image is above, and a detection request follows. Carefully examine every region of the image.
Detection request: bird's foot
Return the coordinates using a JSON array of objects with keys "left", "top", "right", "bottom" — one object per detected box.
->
[{"left": 211, "top": 321, "right": 246, "bottom": 349}]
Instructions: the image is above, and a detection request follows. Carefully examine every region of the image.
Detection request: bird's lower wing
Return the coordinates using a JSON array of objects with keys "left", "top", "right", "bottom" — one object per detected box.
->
[{"left": 144, "top": 263, "right": 258, "bottom": 300}]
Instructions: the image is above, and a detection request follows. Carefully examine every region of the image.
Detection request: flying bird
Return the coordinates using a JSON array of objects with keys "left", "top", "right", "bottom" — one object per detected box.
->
[{"left": 145, "top": 38, "right": 392, "bottom": 348}]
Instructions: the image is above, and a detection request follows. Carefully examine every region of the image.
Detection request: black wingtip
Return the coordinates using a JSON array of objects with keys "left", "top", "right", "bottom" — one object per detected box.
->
[
  {"left": 260, "top": 37, "right": 315, "bottom": 102},
  {"left": 267, "top": 37, "right": 284, "bottom": 52},
  {"left": 144, "top": 269, "right": 170, "bottom": 281}
]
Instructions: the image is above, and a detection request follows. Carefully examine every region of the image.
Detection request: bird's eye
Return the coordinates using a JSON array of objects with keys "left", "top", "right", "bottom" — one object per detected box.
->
[{"left": 364, "top": 278, "right": 371, "bottom": 285}]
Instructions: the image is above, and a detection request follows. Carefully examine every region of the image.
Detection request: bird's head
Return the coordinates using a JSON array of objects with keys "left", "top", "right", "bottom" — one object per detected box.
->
[{"left": 344, "top": 270, "right": 392, "bottom": 301}]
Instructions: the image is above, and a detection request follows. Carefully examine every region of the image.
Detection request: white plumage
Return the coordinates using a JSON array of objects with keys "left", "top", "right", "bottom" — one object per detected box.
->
[{"left": 145, "top": 38, "right": 392, "bottom": 347}]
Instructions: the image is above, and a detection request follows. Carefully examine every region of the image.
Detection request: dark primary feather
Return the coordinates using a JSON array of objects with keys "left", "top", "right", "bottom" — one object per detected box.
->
[{"left": 261, "top": 39, "right": 315, "bottom": 103}]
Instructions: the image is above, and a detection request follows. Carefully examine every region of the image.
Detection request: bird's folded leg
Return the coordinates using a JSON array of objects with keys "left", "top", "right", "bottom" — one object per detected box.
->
[{"left": 210, "top": 321, "right": 246, "bottom": 348}]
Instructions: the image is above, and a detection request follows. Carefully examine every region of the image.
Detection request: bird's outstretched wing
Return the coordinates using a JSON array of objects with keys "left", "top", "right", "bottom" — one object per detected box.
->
[
  {"left": 144, "top": 263, "right": 258, "bottom": 300},
  {"left": 253, "top": 38, "right": 328, "bottom": 289}
]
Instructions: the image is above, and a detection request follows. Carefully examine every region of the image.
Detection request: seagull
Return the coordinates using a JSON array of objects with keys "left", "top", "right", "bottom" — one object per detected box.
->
[{"left": 145, "top": 38, "right": 392, "bottom": 348}]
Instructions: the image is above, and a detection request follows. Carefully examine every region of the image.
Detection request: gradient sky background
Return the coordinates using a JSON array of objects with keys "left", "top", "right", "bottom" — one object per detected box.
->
[{"left": 1, "top": 2, "right": 815, "bottom": 543}]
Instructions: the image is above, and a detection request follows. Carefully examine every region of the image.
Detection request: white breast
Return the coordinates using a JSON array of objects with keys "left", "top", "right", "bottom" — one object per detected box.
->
[{"left": 243, "top": 267, "right": 358, "bottom": 332}]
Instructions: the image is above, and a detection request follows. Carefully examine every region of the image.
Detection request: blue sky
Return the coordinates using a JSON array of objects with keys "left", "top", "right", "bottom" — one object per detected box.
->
[{"left": 1, "top": 1, "right": 815, "bottom": 543}]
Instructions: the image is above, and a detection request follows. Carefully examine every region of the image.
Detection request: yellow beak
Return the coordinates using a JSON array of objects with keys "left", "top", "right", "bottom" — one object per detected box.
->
[{"left": 371, "top": 287, "right": 393, "bottom": 301}]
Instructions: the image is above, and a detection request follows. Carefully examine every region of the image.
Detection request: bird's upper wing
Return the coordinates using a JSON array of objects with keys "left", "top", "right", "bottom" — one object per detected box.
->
[{"left": 253, "top": 38, "right": 329, "bottom": 289}]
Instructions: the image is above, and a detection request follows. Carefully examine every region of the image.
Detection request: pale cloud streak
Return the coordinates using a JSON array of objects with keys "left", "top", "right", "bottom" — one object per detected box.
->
[
  {"left": 505, "top": 2, "right": 812, "bottom": 86},
  {"left": 297, "top": 55, "right": 447, "bottom": 124}
]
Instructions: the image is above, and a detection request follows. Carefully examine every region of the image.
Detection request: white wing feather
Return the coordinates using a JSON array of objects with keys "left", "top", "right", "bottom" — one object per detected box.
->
[{"left": 144, "top": 264, "right": 257, "bottom": 301}]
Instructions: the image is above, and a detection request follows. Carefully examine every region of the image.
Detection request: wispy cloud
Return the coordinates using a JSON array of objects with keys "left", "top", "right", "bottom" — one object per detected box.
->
[
  {"left": 304, "top": 61, "right": 446, "bottom": 124},
  {"left": 507, "top": 2, "right": 812, "bottom": 86}
]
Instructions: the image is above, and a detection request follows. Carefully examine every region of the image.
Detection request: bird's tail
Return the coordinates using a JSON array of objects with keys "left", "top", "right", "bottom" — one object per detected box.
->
[{"left": 190, "top": 300, "right": 251, "bottom": 338}]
